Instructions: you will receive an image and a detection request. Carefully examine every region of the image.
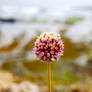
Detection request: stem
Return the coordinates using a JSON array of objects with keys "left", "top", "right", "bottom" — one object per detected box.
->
[{"left": 48, "top": 62, "right": 51, "bottom": 92}]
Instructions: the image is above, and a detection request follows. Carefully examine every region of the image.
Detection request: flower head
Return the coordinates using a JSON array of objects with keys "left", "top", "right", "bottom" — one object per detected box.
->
[{"left": 34, "top": 32, "right": 64, "bottom": 62}]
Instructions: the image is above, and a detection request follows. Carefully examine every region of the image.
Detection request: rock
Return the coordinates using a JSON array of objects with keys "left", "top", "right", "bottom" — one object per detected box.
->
[
  {"left": 6, "top": 81, "right": 39, "bottom": 92},
  {"left": 0, "top": 70, "right": 39, "bottom": 92},
  {"left": 0, "top": 70, "right": 15, "bottom": 88}
]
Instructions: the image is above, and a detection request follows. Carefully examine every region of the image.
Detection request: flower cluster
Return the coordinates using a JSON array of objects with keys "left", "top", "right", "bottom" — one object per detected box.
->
[{"left": 34, "top": 32, "right": 64, "bottom": 62}]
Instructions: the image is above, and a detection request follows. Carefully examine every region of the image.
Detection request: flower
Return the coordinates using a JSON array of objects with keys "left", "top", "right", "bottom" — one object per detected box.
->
[{"left": 34, "top": 32, "right": 64, "bottom": 62}]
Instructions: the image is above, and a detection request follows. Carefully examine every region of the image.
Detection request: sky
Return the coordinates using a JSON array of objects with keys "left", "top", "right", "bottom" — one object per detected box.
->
[
  {"left": 0, "top": 0, "right": 92, "bottom": 10},
  {"left": 0, "top": 0, "right": 92, "bottom": 18}
]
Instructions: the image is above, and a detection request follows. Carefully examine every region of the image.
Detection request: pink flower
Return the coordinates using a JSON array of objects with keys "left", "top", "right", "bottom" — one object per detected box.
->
[{"left": 33, "top": 32, "right": 64, "bottom": 62}]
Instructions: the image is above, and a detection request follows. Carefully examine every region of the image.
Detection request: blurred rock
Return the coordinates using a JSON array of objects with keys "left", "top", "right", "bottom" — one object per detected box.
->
[
  {"left": 0, "top": 70, "right": 39, "bottom": 92},
  {"left": 0, "top": 70, "right": 15, "bottom": 88},
  {"left": 5, "top": 81, "right": 39, "bottom": 92}
]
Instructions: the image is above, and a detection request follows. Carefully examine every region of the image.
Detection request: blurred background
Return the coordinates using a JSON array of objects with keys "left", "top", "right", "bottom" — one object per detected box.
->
[{"left": 0, "top": 0, "right": 92, "bottom": 92}]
